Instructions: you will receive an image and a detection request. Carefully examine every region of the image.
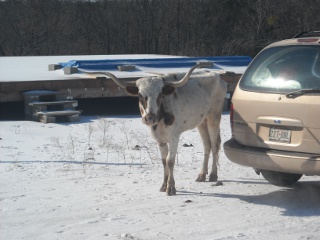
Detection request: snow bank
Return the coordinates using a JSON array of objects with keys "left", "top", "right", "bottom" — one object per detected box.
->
[{"left": 1, "top": 113, "right": 319, "bottom": 240}]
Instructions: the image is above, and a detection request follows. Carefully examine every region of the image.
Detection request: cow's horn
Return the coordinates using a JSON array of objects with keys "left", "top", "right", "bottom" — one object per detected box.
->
[
  {"left": 81, "top": 71, "right": 135, "bottom": 88},
  {"left": 166, "top": 62, "right": 213, "bottom": 87}
]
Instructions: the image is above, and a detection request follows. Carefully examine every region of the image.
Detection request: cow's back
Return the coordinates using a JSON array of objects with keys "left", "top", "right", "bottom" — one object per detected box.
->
[{"left": 162, "top": 72, "right": 226, "bottom": 132}]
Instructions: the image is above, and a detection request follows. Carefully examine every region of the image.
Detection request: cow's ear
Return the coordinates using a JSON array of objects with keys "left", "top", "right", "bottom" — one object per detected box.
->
[
  {"left": 162, "top": 85, "right": 175, "bottom": 95},
  {"left": 125, "top": 86, "right": 139, "bottom": 96}
]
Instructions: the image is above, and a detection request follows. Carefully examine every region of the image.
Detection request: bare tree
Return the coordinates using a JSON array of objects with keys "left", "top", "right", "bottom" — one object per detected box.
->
[{"left": 1, "top": 0, "right": 320, "bottom": 57}]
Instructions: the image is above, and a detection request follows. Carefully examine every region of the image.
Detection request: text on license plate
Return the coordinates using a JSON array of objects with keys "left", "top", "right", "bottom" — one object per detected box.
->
[{"left": 269, "top": 128, "right": 291, "bottom": 143}]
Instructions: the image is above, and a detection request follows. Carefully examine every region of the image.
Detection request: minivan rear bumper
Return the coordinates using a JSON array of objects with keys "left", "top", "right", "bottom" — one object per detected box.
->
[{"left": 224, "top": 138, "right": 320, "bottom": 175}]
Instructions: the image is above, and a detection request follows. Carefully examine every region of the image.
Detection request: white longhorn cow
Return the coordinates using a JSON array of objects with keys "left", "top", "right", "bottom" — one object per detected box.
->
[{"left": 85, "top": 63, "right": 227, "bottom": 195}]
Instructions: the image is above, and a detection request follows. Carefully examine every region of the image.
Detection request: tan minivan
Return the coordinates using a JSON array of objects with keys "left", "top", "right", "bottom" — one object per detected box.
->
[{"left": 224, "top": 31, "right": 320, "bottom": 186}]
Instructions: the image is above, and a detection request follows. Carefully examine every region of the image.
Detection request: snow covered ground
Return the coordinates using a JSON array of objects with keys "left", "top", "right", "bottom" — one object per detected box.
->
[{"left": 1, "top": 112, "right": 320, "bottom": 240}]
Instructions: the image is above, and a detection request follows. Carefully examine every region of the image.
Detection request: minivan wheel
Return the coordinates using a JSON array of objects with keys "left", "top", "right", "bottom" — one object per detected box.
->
[{"left": 260, "top": 170, "right": 302, "bottom": 187}]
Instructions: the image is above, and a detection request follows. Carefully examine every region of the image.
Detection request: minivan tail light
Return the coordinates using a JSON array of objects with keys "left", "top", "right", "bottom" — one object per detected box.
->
[{"left": 297, "top": 38, "right": 320, "bottom": 43}]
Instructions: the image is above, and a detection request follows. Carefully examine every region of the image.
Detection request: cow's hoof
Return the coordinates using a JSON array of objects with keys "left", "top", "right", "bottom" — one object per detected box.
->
[
  {"left": 160, "top": 184, "right": 167, "bottom": 192},
  {"left": 209, "top": 173, "right": 218, "bottom": 182},
  {"left": 196, "top": 174, "right": 206, "bottom": 182},
  {"left": 166, "top": 187, "right": 176, "bottom": 196}
]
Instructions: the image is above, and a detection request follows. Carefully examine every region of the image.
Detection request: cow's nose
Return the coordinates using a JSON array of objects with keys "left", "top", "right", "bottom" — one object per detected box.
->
[{"left": 146, "top": 114, "right": 157, "bottom": 124}]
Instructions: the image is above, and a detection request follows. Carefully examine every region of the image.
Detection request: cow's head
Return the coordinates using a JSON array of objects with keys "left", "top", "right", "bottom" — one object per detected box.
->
[
  {"left": 125, "top": 76, "right": 176, "bottom": 126},
  {"left": 83, "top": 62, "right": 212, "bottom": 126}
]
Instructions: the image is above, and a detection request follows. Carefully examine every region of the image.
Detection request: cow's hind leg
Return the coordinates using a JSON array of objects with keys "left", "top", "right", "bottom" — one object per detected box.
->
[
  {"left": 196, "top": 121, "right": 211, "bottom": 182},
  {"left": 209, "top": 133, "right": 220, "bottom": 182},
  {"left": 207, "top": 113, "right": 222, "bottom": 182},
  {"left": 158, "top": 142, "right": 169, "bottom": 192}
]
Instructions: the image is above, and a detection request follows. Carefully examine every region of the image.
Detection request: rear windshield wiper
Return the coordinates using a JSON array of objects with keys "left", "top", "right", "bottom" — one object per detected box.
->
[{"left": 285, "top": 89, "right": 320, "bottom": 99}]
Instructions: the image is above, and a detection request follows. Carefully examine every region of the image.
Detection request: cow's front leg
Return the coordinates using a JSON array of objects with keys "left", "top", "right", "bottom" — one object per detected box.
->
[
  {"left": 166, "top": 158, "right": 176, "bottom": 196},
  {"left": 165, "top": 138, "right": 179, "bottom": 196},
  {"left": 158, "top": 143, "right": 168, "bottom": 192}
]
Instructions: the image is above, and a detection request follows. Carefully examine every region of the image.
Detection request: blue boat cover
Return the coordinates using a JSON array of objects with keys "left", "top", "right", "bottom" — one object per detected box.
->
[{"left": 59, "top": 56, "right": 251, "bottom": 71}]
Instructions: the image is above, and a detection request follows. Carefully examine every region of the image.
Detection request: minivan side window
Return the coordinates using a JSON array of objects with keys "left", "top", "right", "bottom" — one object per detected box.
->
[{"left": 240, "top": 46, "right": 320, "bottom": 93}]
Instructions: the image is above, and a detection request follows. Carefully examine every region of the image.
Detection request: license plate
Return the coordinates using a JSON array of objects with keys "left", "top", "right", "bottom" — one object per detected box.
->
[{"left": 269, "top": 128, "right": 291, "bottom": 143}]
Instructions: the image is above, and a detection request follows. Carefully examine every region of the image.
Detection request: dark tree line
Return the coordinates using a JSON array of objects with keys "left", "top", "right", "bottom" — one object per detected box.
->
[{"left": 1, "top": 0, "right": 320, "bottom": 57}]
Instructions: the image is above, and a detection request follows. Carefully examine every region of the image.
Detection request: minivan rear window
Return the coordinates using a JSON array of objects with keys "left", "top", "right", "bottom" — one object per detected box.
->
[{"left": 240, "top": 46, "right": 320, "bottom": 93}]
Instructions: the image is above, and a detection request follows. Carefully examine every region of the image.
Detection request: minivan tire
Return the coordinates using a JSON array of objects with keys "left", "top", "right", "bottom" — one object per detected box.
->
[{"left": 260, "top": 170, "right": 303, "bottom": 187}]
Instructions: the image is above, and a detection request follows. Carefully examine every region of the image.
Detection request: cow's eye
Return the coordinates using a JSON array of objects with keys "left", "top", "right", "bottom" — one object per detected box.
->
[
  {"left": 138, "top": 94, "right": 148, "bottom": 109},
  {"left": 138, "top": 93, "right": 144, "bottom": 103}
]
